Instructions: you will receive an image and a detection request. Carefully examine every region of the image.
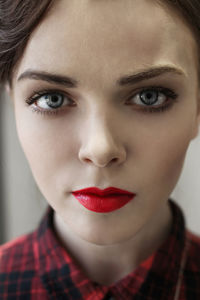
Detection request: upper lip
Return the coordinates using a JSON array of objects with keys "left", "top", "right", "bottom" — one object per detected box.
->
[{"left": 72, "top": 187, "right": 135, "bottom": 196}]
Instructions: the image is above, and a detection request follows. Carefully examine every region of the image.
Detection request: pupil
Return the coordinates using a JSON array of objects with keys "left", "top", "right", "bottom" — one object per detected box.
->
[
  {"left": 147, "top": 93, "right": 152, "bottom": 99},
  {"left": 52, "top": 95, "right": 59, "bottom": 102}
]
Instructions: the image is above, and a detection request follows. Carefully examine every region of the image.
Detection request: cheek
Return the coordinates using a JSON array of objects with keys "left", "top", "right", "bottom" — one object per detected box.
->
[
  {"left": 155, "top": 138, "right": 188, "bottom": 184},
  {"left": 15, "top": 113, "right": 78, "bottom": 188},
  {"left": 139, "top": 120, "right": 194, "bottom": 195}
]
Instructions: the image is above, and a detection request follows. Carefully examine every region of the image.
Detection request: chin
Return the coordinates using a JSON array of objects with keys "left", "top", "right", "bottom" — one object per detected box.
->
[{"left": 76, "top": 227, "right": 136, "bottom": 246}]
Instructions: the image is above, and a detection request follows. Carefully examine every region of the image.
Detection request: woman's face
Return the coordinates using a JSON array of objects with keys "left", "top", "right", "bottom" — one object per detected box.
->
[{"left": 10, "top": 0, "right": 200, "bottom": 244}]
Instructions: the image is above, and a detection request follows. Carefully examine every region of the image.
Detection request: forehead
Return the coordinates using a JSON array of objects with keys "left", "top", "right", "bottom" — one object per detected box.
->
[{"left": 14, "top": 0, "right": 198, "bottom": 88}]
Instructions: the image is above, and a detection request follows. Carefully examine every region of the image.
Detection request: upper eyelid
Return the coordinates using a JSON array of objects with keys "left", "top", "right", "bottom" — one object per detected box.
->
[
  {"left": 26, "top": 88, "right": 74, "bottom": 104},
  {"left": 26, "top": 85, "right": 177, "bottom": 105},
  {"left": 127, "top": 86, "right": 178, "bottom": 100}
]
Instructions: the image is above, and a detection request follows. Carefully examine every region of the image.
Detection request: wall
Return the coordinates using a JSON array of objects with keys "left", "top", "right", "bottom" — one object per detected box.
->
[{"left": 1, "top": 89, "right": 47, "bottom": 243}]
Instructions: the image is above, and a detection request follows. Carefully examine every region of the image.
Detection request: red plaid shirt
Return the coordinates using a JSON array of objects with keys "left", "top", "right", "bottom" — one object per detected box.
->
[{"left": 0, "top": 199, "right": 200, "bottom": 300}]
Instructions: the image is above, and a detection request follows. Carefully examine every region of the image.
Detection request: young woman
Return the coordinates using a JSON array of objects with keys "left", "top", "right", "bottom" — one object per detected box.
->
[{"left": 0, "top": 0, "right": 200, "bottom": 299}]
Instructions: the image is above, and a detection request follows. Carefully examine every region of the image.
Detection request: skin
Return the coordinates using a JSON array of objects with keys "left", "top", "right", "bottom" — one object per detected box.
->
[{"left": 8, "top": 0, "right": 200, "bottom": 285}]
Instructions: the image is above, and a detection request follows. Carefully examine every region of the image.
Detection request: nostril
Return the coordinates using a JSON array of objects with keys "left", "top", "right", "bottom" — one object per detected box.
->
[
  {"left": 112, "top": 158, "right": 118, "bottom": 162},
  {"left": 84, "top": 157, "right": 118, "bottom": 166},
  {"left": 85, "top": 158, "right": 92, "bottom": 163}
]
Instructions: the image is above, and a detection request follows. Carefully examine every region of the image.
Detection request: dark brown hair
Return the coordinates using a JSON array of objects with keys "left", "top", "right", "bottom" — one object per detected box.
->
[
  {"left": 0, "top": 0, "right": 199, "bottom": 84},
  {"left": 0, "top": 0, "right": 53, "bottom": 84}
]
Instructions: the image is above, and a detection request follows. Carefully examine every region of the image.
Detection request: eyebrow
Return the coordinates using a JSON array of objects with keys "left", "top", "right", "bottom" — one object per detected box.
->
[
  {"left": 17, "top": 65, "right": 186, "bottom": 88},
  {"left": 17, "top": 70, "right": 78, "bottom": 88},
  {"left": 117, "top": 66, "right": 186, "bottom": 86}
]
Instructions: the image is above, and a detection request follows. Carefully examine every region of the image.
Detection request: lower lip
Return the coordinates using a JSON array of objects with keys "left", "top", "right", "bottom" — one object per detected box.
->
[{"left": 72, "top": 193, "right": 135, "bottom": 213}]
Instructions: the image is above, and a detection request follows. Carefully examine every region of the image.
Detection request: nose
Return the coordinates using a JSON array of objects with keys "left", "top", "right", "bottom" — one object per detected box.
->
[{"left": 78, "top": 116, "right": 126, "bottom": 168}]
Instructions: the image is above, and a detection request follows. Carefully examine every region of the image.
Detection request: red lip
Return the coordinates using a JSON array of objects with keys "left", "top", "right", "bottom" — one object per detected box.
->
[{"left": 72, "top": 187, "right": 135, "bottom": 213}]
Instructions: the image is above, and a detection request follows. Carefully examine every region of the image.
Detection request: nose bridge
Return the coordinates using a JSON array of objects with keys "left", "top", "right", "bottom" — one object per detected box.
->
[{"left": 78, "top": 107, "right": 126, "bottom": 167}]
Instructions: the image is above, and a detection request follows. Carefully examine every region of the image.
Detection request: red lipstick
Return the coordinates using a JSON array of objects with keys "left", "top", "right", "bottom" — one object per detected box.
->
[{"left": 72, "top": 187, "right": 135, "bottom": 213}]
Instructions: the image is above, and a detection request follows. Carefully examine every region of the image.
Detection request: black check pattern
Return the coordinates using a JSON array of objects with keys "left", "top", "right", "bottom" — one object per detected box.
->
[{"left": 1, "top": 199, "right": 200, "bottom": 299}]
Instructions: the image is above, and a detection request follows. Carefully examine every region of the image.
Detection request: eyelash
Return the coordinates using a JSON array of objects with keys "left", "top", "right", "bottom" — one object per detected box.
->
[
  {"left": 25, "top": 89, "right": 75, "bottom": 116},
  {"left": 127, "top": 86, "right": 178, "bottom": 114},
  {"left": 25, "top": 86, "right": 178, "bottom": 116}
]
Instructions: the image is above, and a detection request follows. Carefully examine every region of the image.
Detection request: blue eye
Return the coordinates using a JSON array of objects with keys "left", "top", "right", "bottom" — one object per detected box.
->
[
  {"left": 133, "top": 89, "right": 169, "bottom": 106},
  {"left": 26, "top": 86, "right": 178, "bottom": 116},
  {"left": 128, "top": 87, "right": 178, "bottom": 113},
  {"left": 26, "top": 90, "right": 75, "bottom": 114},
  {"left": 37, "top": 93, "right": 64, "bottom": 109}
]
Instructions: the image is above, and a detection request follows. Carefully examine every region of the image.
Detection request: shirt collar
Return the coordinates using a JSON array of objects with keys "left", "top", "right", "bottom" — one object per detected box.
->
[{"left": 34, "top": 199, "right": 186, "bottom": 299}]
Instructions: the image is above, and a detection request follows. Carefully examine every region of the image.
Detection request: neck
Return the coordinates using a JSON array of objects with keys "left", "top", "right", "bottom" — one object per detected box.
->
[{"left": 53, "top": 201, "right": 173, "bottom": 286}]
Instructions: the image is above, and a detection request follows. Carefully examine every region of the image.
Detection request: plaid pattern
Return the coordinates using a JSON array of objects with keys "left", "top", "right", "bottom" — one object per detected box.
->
[{"left": 0, "top": 199, "right": 200, "bottom": 300}]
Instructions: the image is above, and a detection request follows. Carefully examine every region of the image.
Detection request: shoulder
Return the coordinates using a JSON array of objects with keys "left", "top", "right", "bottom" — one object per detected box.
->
[
  {"left": 186, "top": 230, "right": 200, "bottom": 270},
  {"left": 0, "top": 231, "right": 37, "bottom": 273},
  {"left": 0, "top": 231, "right": 49, "bottom": 299},
  {"left": 179, "top": 230, "right": 200, "bottom": 298}
]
